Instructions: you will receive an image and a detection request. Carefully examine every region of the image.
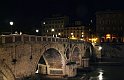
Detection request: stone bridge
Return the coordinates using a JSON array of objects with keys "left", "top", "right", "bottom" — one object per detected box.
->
[{"left": 0, "top": 34, "right": 94, "bottom": 80}]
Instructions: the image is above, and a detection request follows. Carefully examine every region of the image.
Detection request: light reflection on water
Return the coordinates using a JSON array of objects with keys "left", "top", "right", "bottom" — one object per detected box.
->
[
  {"left": 88, "top": 66, "right": 124, "bottom": 80},
  {"left": 89, "top": 68, "right": 104, "bottom": 80},
  {"left": 98, "top": 70, "right": 103, "bottom": 80}
]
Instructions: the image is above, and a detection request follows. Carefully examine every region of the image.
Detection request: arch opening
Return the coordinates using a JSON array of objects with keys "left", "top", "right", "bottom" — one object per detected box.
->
[
  {"left": 84, "top": 48, "right": 91, "bottom": 58},
  {"left": 37, "top": 48, "right": 64, "bottom": 75},
  {"left": 72, "top": 47, "right": 80, "bottom": 65},
  {"left": 84, "top": 46, "right": 97, "bottom": 62}
]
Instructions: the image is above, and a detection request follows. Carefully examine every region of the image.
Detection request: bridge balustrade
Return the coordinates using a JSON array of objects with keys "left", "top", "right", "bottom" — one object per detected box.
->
[{"left": 0, "top": 34, "right": 70, "bottom": 44}]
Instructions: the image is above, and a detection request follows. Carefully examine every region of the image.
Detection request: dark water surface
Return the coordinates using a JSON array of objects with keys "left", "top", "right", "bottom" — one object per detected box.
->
[
  {"left": 23, "top": 65, "right": 124, "bottom": 80},
  {"left": 88, "top": 65, "right": 124, "bottom": 80}
]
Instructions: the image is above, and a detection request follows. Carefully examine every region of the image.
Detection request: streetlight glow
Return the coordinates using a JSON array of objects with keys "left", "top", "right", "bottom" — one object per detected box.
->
[
  {"left": 36, "top": 29, "right": 39, "bottom": 33},
  {"left": 9, "top": 21, "right": 14, "bottom": 34},
  {"left": 10, "top": 21, "right": 14, "bottom": 25}
]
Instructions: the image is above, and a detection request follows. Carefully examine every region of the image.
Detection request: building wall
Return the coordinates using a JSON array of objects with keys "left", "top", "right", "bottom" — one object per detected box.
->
[
  {"left": 41, "top": 15, "right": 69, "bottom": 37},
  {"left": 96, "top": 11, "right": 124, "bottom": 42},
  {"left": 64, "top": 26, "right": 90, "bottom": 41},
  {"left": 64, "top": 26, "right": 84, "bottom": 39},
  {"left": 41, "top": 16, "right": 91, "bottom": 40}
]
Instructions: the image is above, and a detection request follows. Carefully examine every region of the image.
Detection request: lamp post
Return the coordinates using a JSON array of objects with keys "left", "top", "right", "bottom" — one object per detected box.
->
[{"left": 9, "top": 21, "right": 14, "bottom": 34}]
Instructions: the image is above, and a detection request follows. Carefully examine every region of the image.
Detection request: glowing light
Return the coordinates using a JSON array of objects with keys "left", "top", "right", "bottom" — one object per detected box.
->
[
  {"left": 47, "top": 30, "right": 48, "bottom": 32},
  {"left": 70, "top": 37, "right": 77, "bottom": 40},
  {"left": 82, "top": 34, "right": 84, "bottom": 37},
  {"left": 98, "top": 71, "right": 103, "bottom": 80},
  {"left": 10, "top": 21, "right": 14, "bottom": 25},
  {"left": 72, "top": 35, "right": 74, "bottom": 38},
  {"left": 91, "top": 19, "right": 93, "bottom": 23},
  {"left": 15, "top": 31, "right": 18, "bottom": 34},
  {"left": 43, "top": 22, "right": 45, "bottom": 24},
  {"left": 56, "top": 34, "right": 57, "bottom": 37},
  {"left": 80, "top": 39, "right": 84, "bottom": 40},
  {"left": 71, "top": 33, "right": 73, "bottom": 35},
  {"left": 20, "top": 32, "right": 22, "bottom": 35},
  {"left": 69, "top": 35, "right": 77, "bottom": 40},
  {"left": 99, "top": 46, "right": 102, "bottom": 51},
  {"left": 53, "top": 34, "right": 55, "bottom": 37},
  {"left": 51, "top": 29, "right": 55, "bottom": 32},
  {"left": 82, "top": 32, "right": 84, "bottom": 34},
  {"left": 35, "top": 70, "right": 38, "bottom": 73},
  {"left": 106, "top": 34, "right": 111, "bottom": 39},
  {"left": 36, "top": 29, "right": 39, "bottom": 33},
  {"left": 58, "top": 33, "right": 61, "bottom": 35},
  {"left": 89, "top": 38, "right": 98, "bottom": 43}
]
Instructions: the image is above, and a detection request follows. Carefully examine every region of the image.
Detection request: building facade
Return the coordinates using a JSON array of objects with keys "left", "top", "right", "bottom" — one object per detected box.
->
[
  {"left": 64, "top": 25, "right": 90, "bottom": 41},
  {"left": 96, "top": 11, "right": 124, "bottom": 43},
  {"left": 41, "top": 15, "right": 69, "bottom": 37},
  {"left": 41, "top": 15, "right": 91, "bottom": 40}
]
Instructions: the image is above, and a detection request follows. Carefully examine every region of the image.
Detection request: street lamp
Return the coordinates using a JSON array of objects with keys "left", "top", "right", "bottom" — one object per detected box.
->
[
  {"left": 36, "top": 29, "right": 39, "bottom": 33},
  {"left": 36, "top": 29, "right": 39, "bottom": 35},
  {"left": 9, "top": 21, "right": 14, "bottom": 34},
  {"left": 51, "top": 28, "right": 55, "bottom": 37}
]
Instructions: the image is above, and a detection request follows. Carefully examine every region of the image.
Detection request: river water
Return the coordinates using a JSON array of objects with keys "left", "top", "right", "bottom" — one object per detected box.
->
[
  {"left": 87, "top": 65, "right": 124, "bottom": 80},
  {"left": 23, "top": 64, "right": 124, "bottom": 80}
]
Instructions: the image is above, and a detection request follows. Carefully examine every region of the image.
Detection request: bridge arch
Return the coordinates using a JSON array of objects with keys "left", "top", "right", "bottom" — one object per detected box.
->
[
  {"left": 83, "top": 44, "right": 96, "bottom": 61},
  {"left": 84, "top": 47, "right": 91, "bottom": 57},
  {"left": 36, "top": 43, "right": 66, "bottom": 75},
  {"left": 0, "top": 60, "right": 15, "bottom": 80},
  {"left": 71, "top": 46, "right": 81, "bottom": 65}
]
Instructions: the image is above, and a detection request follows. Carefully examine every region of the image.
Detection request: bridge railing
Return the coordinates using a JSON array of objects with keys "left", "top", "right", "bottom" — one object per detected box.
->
[{"left": 0, "top": 34, "right": 71, "bottom": 44}]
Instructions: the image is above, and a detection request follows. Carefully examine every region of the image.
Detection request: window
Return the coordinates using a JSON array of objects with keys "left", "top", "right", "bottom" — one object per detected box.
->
[
  {"left": 77, "top": 35, "right": 79, "bottom": 37},
  {"left": 61, "top": 21, "right": 63, "bottom": 23}
]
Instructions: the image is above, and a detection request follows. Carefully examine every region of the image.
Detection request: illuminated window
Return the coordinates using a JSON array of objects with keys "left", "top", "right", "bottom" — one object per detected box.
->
[{"left": 106, "top": 34, "right": 111, "bottom": 39}]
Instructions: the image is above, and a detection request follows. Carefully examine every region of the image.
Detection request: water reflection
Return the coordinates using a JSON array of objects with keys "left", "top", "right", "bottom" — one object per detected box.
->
[
  {"left": 98, "top": 70, "right": 103, "bottom": 80},
  {"left": 89, "top": 68, "right": 104, "bottom": 80},
  {"left": 88, "top": 66, "right": 124, "bottom": 80}
]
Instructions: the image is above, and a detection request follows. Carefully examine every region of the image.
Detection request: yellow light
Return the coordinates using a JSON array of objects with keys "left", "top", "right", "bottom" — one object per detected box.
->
[
  {"left": 70, "top": 37, "right": 77, "bottom": 40},
  {"left": 89, "top": 38, "right": 98, "bottom": 43},
  {"left": 89, "top": 38, "right": 92, "bottom": 40},
  {"left": 106, "top": 34, "right": 111, "bottom": 39},
  {"left": 80, "top": 39, "right": 84, "bottom": 40},
  {"left": 82, "top": 32, "right": 84, "bottom": 34}
]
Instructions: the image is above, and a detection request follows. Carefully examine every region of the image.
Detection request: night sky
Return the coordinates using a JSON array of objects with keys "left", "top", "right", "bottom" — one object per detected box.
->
[{"left": 0, "top": 0, "right": 124, "bottom": 33}]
